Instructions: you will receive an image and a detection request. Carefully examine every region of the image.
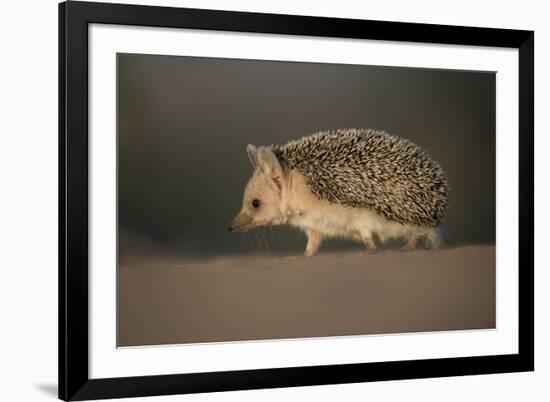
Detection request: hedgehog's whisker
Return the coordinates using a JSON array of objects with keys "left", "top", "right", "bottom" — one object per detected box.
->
[
  {"left": 259, "top": 230, "right": 271, "bottom": 255},
  {"left": 245, "top": 231, "right": 254, "bottom": 252},
  {"left": 253, "top": 232, "right": 262, "bottom": 253}
]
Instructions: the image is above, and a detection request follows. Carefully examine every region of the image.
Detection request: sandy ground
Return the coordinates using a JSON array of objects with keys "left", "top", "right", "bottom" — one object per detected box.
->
[{"left": 118, "top": 246, "right": 495, "bottom": 347}]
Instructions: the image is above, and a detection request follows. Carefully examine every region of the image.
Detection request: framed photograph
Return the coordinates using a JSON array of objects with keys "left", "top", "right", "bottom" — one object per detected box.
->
[{"left": 59, "top": 1, "right": 534, "bottom": 400}]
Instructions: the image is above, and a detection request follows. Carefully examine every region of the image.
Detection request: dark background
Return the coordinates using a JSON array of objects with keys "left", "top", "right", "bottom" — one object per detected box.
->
[{"left": 117, "top": 53, "right": 495, "bottom": 257}]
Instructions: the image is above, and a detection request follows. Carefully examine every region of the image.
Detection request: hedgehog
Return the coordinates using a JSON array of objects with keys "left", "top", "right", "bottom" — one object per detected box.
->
[{"left": 228, "top": 129, "right": 448, "bottom": 256}]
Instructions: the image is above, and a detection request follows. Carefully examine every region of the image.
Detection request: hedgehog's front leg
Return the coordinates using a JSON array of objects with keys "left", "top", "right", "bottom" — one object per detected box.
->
[{"left": 304, "top": 229, "right": 322, "bottom": 257}]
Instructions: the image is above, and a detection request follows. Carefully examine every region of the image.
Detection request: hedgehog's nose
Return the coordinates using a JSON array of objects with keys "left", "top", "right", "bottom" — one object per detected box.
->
[
  {"left": 228, "top": 220, "right": 238, "bottom": 232},
  {"left": 229, "top": 213, "right": 250, "bottom": 232}
]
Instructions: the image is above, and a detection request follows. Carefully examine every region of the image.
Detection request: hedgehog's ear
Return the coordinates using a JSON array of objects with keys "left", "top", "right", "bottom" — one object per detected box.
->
[
  {"left": 246, "top": 144, "right": 259, "bottom": 169},
  {"left": 256, "top": 146, "right": 285, "bottom": 190}
]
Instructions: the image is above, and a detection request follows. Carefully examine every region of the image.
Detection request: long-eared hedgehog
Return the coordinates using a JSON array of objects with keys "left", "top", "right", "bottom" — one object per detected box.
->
[{"left": 229, "top": 128, "right": 449, "bottom": 256}]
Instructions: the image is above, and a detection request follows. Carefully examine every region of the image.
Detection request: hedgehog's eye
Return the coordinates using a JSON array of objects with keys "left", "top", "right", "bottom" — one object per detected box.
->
[{"left": 252, "top": 199, "right": 261, "bottom": 209}]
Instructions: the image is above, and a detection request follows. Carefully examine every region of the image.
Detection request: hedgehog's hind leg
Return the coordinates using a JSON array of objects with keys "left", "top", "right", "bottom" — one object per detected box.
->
[
  {"left": 361, "top": 232, "right": 378, "bottom": 254},
  {"left": 304, "top": 229, "right": 322, "bottom": 257},
  {"left": 426, "top": 226, "right": 443, "bottom": 250},
  {"left": 400, "top": 236, "right": 418, "bottom": 252}
]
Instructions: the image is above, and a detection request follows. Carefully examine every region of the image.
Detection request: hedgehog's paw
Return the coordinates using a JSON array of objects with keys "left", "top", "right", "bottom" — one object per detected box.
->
[
  {"left": 357, "top": 247, "right": 378, "bottom": 256},
  {"left": 361, "top": 247, "right": 378, "bottom": 255},
  {"left": 358, "top": 249, "right": 377, "bottom": 258},
  {"left": 362, "top": 236, "right": 378, "bottom": 254},
  {"left": 400, "top": 237, "right": 418, "bottom": 252},
  {"left": 304, "top": 229, "right": 322, "bottom": 257}
]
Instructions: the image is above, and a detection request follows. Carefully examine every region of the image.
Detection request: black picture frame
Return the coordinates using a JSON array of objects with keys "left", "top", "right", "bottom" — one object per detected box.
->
[{"left": 59, "top": 1, "right": 534, "bottom": 400}]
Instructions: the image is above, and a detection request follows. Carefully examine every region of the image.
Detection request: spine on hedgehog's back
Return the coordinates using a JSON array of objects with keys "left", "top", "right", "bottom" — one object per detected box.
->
[{"left": 273, "top": 129, "right": 449, "bottom": 227}]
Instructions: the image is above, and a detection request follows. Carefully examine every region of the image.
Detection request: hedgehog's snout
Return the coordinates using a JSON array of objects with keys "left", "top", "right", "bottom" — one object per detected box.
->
[{"left": 228, "top": 212, "right": 252, "bottom": 232}]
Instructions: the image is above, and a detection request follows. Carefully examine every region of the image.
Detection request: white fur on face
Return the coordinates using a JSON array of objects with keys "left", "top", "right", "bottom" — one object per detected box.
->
[
  {"left": 240, "top": 169, "right": 286, "bottom": 227},
  {"left": 230, "top": 146, "right": 289, "bottom": 231}
]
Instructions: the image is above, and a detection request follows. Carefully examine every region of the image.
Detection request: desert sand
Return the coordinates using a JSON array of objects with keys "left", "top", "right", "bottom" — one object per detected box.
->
[{"left": 118, "top": 246, "right": 495, "bottom": 347}]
